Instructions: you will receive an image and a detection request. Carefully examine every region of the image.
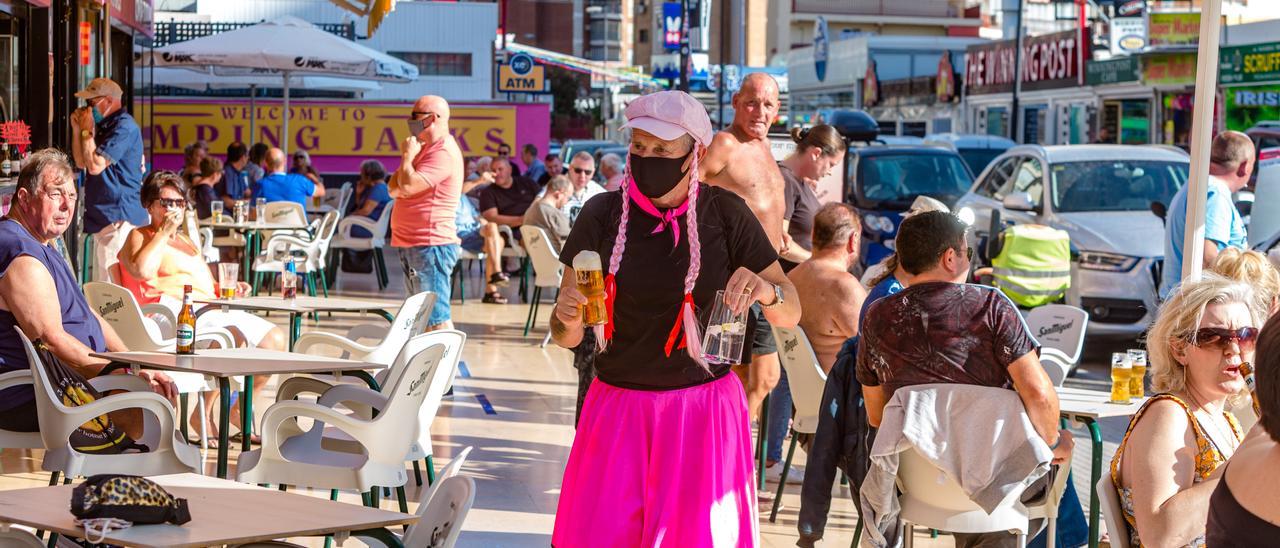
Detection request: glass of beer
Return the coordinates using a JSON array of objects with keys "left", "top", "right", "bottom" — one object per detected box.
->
[
  {"left": 1110, "top": 352, "right": 1133, "bottom": 403},
  {"left": 572, "top": 251, "right": 607, "bottom": 326},
  {"left": 702, "top": 290, "right": 750, "bottom": 365},
  {"left": 234, "top": 200, "right": 247, "bottom": 224},
  {"left": 212, "top": 207, "right": 223, "bottom": 224},
  {"left": 255, "top": 198, "right": 267, "bottom": 225},
  {"left": 217, "top": 263, "right": 239, "bottom": 299},
  {"left": 1127, "top": 349, "right": 1148, "bottom": 398}
]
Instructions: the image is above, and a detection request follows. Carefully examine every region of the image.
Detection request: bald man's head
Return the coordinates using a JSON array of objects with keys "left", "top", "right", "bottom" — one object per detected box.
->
[
  {"left": 731, "top": 73, "right": 780, "bottom": 139},
  {"left": 410, "top": 95, "right": 452, "bottom": 144},
  {"left": 267, "top": 147, "right": 287, "bottom": 173},
  {"left": 739, "top": 73, "right": 780, "bottom": 97}
]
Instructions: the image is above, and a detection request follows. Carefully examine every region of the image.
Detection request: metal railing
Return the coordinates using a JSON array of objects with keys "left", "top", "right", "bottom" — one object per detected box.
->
[{"left": 145, "top": 20, "right": 355, "bottom": 48}]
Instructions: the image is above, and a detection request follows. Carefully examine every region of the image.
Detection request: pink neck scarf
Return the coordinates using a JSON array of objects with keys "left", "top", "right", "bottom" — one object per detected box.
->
[{"left": 625, "top": 181, "right": 689, "bottom": 249}]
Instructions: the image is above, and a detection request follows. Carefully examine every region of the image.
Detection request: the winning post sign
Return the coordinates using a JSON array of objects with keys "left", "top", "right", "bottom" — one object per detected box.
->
[{"left": 498, "top": 53, "right": 548, "bottom": 93}]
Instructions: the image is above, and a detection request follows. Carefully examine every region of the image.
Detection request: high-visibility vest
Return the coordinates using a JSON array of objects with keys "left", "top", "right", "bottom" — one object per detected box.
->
[{"left": 992, "top": 224, "right": 1071, "bottom": 308}]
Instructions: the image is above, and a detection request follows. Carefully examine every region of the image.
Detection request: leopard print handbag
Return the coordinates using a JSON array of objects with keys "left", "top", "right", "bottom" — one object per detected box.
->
[{"left": 71, "top": 474, "right": 191, "bottom": 526}]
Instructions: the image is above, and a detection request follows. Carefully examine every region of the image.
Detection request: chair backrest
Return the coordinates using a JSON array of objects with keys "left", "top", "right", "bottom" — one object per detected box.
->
[
  {"left": 264, "top": 201, "right": 307, "bottom": 227},
  {"left": 338, "top": 183, "right": 354, "bottom": 214},
  {"left": 364, "top": 291, "right": 437, "bottom": 365},
  {"left": 1038, "top": 350, "right": 1070, "bottom": 387},
  {"left": 401, "top": 475, "right": 476, "bottom": 548},
  {"left": 410, "top": 445, "right": 475, "bottom": 535},
  {"left": 1096, "top": 472, "right": 1131, "bottom": 548},
  {"left": 15, "top": 326, "right": 109, "bottom": 453},
  {"left": 519, "top": 225, "right": 562, "bottom": 288},
  {"left": 372, "top": 201, "right": 395, "bottom": 247},
  {"left": 314, "top": 210, "right": 341, "bottom": 262},
  {"left": 1024, "top": 304, "right": 1088, "bottom": 365},
  {"left": 897, "top": 447, "right": 1030, "bottom": 534},
  {"left": 83, "top": 282, "right": 167, "bottom": 351},
  {"left": 363, "top": 340, "right": 448, "bottom": 465},
  {"left": 0, "top": 529, "right": 46, "bottom": 547},
  {"left": 386, "top": 330, "right": 466, "bottom": 452},
  {"left": 769, "top": 325, "right": 828, "bottom": 435}
]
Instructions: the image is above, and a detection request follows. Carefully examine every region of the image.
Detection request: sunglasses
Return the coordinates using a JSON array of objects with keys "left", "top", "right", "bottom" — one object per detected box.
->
[
  {"left": 951, "top": 246, "right": 973, "bottom": 262},
  {"left": 158, "top": 198, "right": 188, "bottom": 208},
  {"left": 573, "top": 167, "right": 595, "bottom": 175},
  {"left": 1188, "top": 327, "right": 1259, "bottom": 351}
]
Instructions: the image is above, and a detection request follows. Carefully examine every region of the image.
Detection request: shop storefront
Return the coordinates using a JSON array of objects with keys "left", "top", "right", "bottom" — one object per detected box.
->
[
  {"left": 1220, "top": 41, "right": 1280, "bottom": 133},
  {"left": 963, "top": 29, "right": 1092, "bottom": 144},
  {"left": 1088, "top": 56, "right": 1152, "bottom": 144}
]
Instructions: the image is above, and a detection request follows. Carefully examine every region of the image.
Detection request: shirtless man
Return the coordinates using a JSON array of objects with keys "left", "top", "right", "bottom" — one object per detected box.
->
[
  {"left": 700, "top": 73, "right": 787, "bottom": 419},
  {"left": 787, "top": 203, "right": 867, "bottom": 373}
]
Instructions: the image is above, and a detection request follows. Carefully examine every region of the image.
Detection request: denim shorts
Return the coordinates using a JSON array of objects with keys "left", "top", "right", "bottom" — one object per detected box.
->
[
  {"left": 397, "top": 244, "right": 460, "bottom": 327},
  {"left": 458, "top": 229, "right": 484, "bottom": 253}
]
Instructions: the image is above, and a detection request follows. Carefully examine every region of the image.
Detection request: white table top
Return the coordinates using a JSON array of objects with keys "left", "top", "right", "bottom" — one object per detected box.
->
[
  {"left": 92, "top": 348, "right": 383, "bottom": 377},
  {"left": 196, "top": 295, "right": 395, "bottom": 314},
  {"left": 0, "top": 473, "right": 414, "bottom": 548},
  {"left": 306, "top": 204, "right": 335, "bottom": 214},
  {"left": 197, "top": 219, "right": 306, "bottom": 230},
  {"left": 1056, "top": 386, "right": 1149, "bottom": 420}
]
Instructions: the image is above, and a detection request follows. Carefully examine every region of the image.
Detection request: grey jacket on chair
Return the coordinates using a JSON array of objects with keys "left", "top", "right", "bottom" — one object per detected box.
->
[{"left": 859, "top": 383, "right": 1053, "bottom": 547}]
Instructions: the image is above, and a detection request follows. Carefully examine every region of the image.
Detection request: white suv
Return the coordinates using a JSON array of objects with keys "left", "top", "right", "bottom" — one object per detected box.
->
[{"left": 954, "top": 145, "right": 1190, "bottom": 339}]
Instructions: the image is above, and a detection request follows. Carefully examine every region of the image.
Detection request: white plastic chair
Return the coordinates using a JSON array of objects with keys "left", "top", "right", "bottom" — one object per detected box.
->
[
  {"left": 0, "top": 529, "right": 45, "bottom": 547},
  {"left": 767, "top": 325, "right": 828, "bottom": 522},
  {"left": 1025, "top": 305, "right": 1088, "bottom": 367},
  {"left": 253, "top": 211, "right": 339, "bottom": 296},
  {"left": 380, "top": 475, "right": 476, "bottom": 548},
  {"left": 354, "top": 446, "right": 475, "bottom": 548},
  {"left": 0, "top": 371, "right": 42, "bottom": 450},
  {"left": 290, "top": 291, "right": 437, "bottom": 382},
  {"left": 331, "top": 201, "right": 394, "bottom": 289},
  {"left": 897, "top": 447, "right": 1031, "bottom": 548},
  {"left": 518, "top": 225, "right": 563, "bottom": 345},
  {"left": 237, "top": 335, "right": 455, "bottom": 503},
  {"left": 1096, "top": 473, "right": 1131, "bottom": 548},
  {"left": 278, "top": 329, "right": 466, "bottom": 489},
  {"left": 498, "top": 224, "right": 531, "bottom": 301},
  {"left": 452, "top": 248, "right": 487, "bottom": 304},
  {"left": 15, "top": 327, "right": 201, "bottom": 479}
]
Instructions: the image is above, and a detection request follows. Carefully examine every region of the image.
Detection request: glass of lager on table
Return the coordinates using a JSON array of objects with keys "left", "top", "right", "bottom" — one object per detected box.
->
[
  {"left": 1127, "top": 349, "right": 1148, "bottom": 398},
  {"left": 217, "top": 263, "right": 239, "bottom": 299},
  {"left": 1110, "top": 352, "right": 1133, "bottom": 403},
  {"left": 572, "top": 251, "right": 607, "bottom": 326}
]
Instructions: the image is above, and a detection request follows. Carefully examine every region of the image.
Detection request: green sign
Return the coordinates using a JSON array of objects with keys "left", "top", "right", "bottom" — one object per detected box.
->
[
  {"left": 1221, "top": 42, "right": 1280, "bottom": 85},
  {"left": 1224, "top": 85, "right": 1280, "bottom": 132},
  {"left": 1087, "top": 57, "right": 1141, "bottom": 86}
]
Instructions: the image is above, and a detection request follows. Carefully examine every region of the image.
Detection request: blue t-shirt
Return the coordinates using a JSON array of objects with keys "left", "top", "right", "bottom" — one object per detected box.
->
[
  {"left": 251, "top": 172, "right": 316, "bottom": 206},
  {"left": 357, "top": 182, "right": 392, "bottom": 222},
  {"left": 83, "top": 110, "right": 148, "bottom": 233},
  {"left": 525, "top": 159, "right": 547, "bottom": 184},
  {"left": 1160, "top": 177, "right": 1248, "bottom": 299},
  {"left": 0, "top": 219, "right": 107, "bottom": 411},
  {"left": 218, "top": 164, "right": 249, "bottom": 204}
]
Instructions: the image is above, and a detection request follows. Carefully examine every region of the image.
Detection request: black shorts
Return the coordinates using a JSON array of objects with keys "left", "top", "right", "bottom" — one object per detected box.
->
[
  {"left": 749, "top": 303, "right": 777, "bottom": 356},
  {"left": 0, "top": 398, "right": 39, "bottom": 433}
]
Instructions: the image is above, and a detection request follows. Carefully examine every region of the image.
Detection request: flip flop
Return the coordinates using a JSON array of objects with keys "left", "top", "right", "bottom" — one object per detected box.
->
[{"left": 229, "top": 432, "right": 263, "bottom": 445}]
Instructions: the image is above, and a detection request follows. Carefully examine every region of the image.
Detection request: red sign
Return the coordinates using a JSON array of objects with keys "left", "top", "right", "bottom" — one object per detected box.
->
[
  {"left": 1, "top": 121, "right": 33, "bottom": 155},
  {"left": 964, "top": 29, "right": 1088, "bottom": 95},
  {"left": 863, "top": 61, "right": 879, "bottom": 107},
  {"left": 936, "top": 52, "right": 956, "bottom": 103}
]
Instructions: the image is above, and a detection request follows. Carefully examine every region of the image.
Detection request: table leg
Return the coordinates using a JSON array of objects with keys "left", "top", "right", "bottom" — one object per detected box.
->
[
  {"left": 375, "top": 309, "right": 394, "bottom": 323},
  {"left": 289, "top": 312, "right": 301, "bottom": 351},
  {"left": 241, "top": 375, "right": 255, "bottom": 453},
  {"left": 1084, "top": 417, "right": 1103, "bottom": 548},
  {"left": 242, "top": 230, "right": 253, "bottom": 286},
  {"left": 344, "top": 370, "right": 381, "bottom": 392},
  {"left": 217, "top": 378, "right": 232, "bottom": 479}
]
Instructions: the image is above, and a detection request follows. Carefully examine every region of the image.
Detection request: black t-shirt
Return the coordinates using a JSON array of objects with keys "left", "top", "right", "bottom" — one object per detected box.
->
[
  {"left": 478, "top": 176, "right": 540, "bottom": 218},
  {"left": 560, "top": 185, "right": 778, "bottom": 390}
]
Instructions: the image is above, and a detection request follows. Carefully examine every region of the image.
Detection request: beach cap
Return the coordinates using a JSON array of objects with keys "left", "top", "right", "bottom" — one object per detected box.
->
[
  {"left": 75, "top": 78, "right": 124, "bottom": 100},
  {"left": 622, "top": 91, "right": 713, "bottom": 147},
  {"left": 902, "top": 195, "right": 950, "bottom": 218}
]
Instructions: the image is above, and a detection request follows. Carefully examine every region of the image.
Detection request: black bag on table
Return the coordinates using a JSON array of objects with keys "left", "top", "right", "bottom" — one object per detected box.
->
[{"left": 33, "top": 340, "right": 146, "bottom": 455}]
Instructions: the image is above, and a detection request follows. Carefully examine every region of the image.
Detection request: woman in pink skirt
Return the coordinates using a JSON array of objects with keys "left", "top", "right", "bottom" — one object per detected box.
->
[{"left": 549, "top": 90, "right": 801, "bottom": 547}]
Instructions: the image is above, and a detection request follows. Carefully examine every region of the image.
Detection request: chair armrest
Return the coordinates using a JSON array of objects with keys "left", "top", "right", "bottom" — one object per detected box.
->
[
  {"left": 88, "top": 373, "right": 154, "bottom": 393},
  {"left": 196, "top": 327, "right": 236, "bottom": 349},
  {"left": 294, "top": 331, "right": 376, "bottom": 360},
  {"left": 259, "top": 234, "right": 314, "bottom": 257},
  {"left": 0, "top": 370, "right": 31, "bottom": 392},
  {"left": 257, "top": 400, "right": 378, "bottom": 461},
  {"left": 142, "top": 304, "right": 177, "bottom": 329},
  {"left": 48, "top": 391, "right": 177, "bottom": 448},
  {"left": 276, "top": 376, "right": 342, "bottom": 402},
  {"left": 317, "top": 383, "right": 388, "bottom": 420},
  {"left": 346, "top": 323, "right": 389, "bottom": 343}
]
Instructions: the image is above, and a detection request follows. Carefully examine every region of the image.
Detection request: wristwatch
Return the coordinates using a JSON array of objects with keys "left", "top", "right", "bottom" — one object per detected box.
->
[
  {"left": 80, "top": 129, "right": 93, "bottom": 140},
  {"left": 762, "top": 283, "right": 784, "bottom": 309}
]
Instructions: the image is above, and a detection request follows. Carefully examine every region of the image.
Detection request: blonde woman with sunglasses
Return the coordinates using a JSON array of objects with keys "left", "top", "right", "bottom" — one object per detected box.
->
[{"left": 1110, "top": 274, "right": 1264, "bottom": 547}]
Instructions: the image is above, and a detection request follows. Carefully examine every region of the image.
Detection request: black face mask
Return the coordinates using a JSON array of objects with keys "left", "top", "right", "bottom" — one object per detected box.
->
[{"left": 628, "top": 152, "right": 692, "bottom": 198}]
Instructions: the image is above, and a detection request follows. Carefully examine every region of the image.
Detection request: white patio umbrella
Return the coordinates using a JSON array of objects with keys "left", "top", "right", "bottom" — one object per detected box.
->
[
  {"left": 134, "top": 67, "right": 383, "bottom": 146},
  {"left": 1179, "top": 0, "right": 1224, "bottom": 285},
  {"left": 138, "top": 16, "right": 417, "bottom": 154}
]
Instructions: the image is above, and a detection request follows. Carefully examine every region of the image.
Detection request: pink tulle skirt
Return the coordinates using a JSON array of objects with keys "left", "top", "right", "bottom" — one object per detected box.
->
[{"left": 552, "top": 373, "right": 758, "bottom": 548}]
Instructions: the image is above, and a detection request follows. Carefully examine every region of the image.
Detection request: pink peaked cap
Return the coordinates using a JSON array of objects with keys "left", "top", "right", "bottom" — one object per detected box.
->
[{"left": 621, "top": 91, "right": 713, "bottom": 147}]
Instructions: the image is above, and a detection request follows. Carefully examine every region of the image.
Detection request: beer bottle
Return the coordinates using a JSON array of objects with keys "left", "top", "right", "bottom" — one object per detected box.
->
[
  {"left": 1241, "top": 362, "right": 1262, "bottom": 418},
  {"left": 1, "top": 145, "right": 12, "bottom": 177},
  {"left": 176, "top": 284, "right": 196, "bottom": 354}
]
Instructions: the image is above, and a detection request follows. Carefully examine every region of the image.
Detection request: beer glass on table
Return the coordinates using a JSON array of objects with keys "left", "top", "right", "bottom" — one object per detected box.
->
[
  {"left": 1127, "top": 349, "right": 1148, "bottom": 398},
  {"left": 217, "top": 263, "right": 239, "bottom": 300},
  {"left": 234, "top": 200, "right": 247, "bottom": 224},
  {"left": 572, "top": 251, "right": 607, "bottom": 326},
  {"left": 1110, "top": 352, "right": 1133, "bottom": 403},
  {"left": 702, "top": 290, "right": 750, "bottom": 365},
  {"left": 255, "top": 198, "right": 267, "bottom": 225}
]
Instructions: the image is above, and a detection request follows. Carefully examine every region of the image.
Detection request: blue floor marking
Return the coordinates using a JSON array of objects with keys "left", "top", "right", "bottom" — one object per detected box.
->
[
  {"left": 458, "top": 361, "right": 471, "bottom": 378},
  {"left": 474, "top": 394, "right": 496, "bottom": 415}
]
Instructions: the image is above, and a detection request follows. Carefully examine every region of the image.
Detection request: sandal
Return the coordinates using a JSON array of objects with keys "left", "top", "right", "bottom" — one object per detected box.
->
[
  {"left": 488, "top": 272, "right": 511, "bottom": 287},
  {"left": 229, "top": 432, "right": 263, "bottom": 445},
  {"left": 482, "top": 291, "right": 509, "bottom": 304}
]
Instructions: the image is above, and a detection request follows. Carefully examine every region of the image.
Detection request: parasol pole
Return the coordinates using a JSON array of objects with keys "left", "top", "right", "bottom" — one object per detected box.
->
[
  {"left": 1179, "top": 0, "right": 1223, "bottom": 285},
  {"left": 249, "top": 84, "right": 257, "bottom": 147},
  {"left": 282, "top": 72, "right": 292, "bottom": 156}
]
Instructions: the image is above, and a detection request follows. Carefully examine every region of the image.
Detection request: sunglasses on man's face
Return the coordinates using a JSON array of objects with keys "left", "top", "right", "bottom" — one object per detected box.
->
[
  {"left": 1188, "top": 327, "right": 1259, "bottom": 351},
  {"left": 158, "top": 198, "right": 188, "bottom": 208},
  {"left": 573, "top": 167, "right": 595, "bottom": 175}
]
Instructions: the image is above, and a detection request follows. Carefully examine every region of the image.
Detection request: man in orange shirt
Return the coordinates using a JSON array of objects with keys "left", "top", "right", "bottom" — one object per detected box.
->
[{"left": 389, "top": 95, "right": 464, "bottom": 330}]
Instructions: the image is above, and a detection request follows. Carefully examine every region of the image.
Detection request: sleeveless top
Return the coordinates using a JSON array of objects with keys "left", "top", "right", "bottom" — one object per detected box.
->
[
  {"left": 1110, "top": 394, "right": 1243, "bottom": 548},
  {"left": 1205, "top": 463, "right": 1280, "bottom": 545},
  {"left": 0, "top": 219, "right": 107, "bottom": 410},
  {"left": 118, "top": 226, "right": 217, "bottom": 305}
]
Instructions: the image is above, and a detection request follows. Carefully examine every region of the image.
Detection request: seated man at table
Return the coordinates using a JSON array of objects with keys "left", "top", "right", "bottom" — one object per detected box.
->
[
  {"left": 0, "top": 148, "right": 177, "bottom": 439},
  {"left": 251, "top": 147, "right": 325, "bottom": 208},
  {"left": 521, "top": 175, "right": 572, "bottom": 254},
  {"left": 788, "top": 203, "right": 866, "bottom": 374},
  {"left": 118, "top": 170, "right": 286, "bottom": 441},
  {"left": 857, "top": 211, "right": 1074, "bottom": 547}
]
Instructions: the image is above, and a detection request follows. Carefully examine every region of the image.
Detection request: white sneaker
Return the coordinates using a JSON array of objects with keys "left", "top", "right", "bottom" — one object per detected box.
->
[{"left": 765, "top": 461, "right": 805, "bottom": 483}]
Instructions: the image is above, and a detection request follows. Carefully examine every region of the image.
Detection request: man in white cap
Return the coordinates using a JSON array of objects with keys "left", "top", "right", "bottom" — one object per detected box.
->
[{"left": 70, "top": 77, "right": 147, "bottom": 282}]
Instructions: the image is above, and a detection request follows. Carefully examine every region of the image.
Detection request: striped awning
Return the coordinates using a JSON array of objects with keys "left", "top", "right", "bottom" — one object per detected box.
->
[
  {"left": 506, "top": 42, "right": 667, "bottom": 89},
  {"left": 329, "top": 0, "right": 397, "bottom": 37}
]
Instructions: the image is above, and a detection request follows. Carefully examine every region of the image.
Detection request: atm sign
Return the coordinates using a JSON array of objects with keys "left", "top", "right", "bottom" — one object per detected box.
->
[{"left": 498, "top": 54, "right": 547, "bottom": 94}]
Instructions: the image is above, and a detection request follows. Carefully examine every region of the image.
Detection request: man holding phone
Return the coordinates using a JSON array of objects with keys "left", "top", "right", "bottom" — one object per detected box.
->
[
  {"left": 389, "top": 95, "right": 464, "bottom": 330},
  {"left": 69, "top": 77, "right": 147, "bottom": 282}
]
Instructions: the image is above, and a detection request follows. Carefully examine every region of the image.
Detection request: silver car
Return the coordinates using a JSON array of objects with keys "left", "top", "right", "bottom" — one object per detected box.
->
[{"left": 954, "top": 145, "right": 1190, "bottom": 339}]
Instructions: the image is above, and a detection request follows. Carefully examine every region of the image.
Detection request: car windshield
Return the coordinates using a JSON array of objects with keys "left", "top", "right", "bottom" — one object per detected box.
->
[
  {"left": 1051, "top": 160, "right": 1188, "bottom": 213},
  {"left": 958, "top": 148, "right": 1006, "bottom": 174},
  {"left": 856, "top": 154, "right": 973, "bottom": 207}
]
